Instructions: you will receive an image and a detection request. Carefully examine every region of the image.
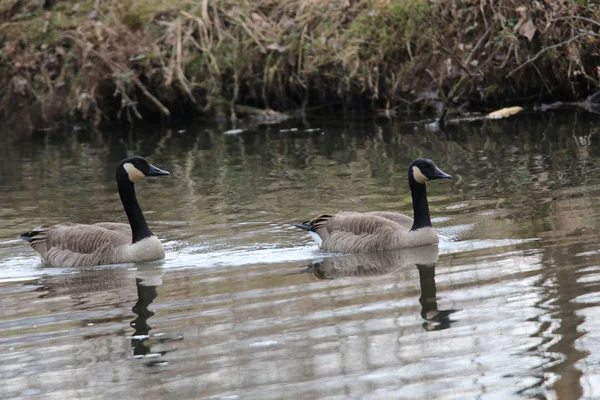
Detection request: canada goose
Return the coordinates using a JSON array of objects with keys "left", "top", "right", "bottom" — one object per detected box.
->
[
  {"left": 295, "top": 158, "right": 451, "bottom": 252},
  {"left": 19, "top": 156, "right": 170, "bottom": 267}
]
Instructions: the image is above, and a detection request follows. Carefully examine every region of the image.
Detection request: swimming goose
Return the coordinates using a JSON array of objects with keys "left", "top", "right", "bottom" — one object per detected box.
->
[
  {"left": 19, "top": 156, "right": 170, "bottom": 267},
  {"left": 295, "top": 158, "right": 451, "bottom": 252}
]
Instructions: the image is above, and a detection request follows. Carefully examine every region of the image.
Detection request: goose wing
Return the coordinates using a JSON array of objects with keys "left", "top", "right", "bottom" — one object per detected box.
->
[
  {"left": 304, "top": 212, "right": 407, "bottom": 253},
  {"left": 363, "top": 211, "right": 414, "bottom": 227},
  {"left": 92, "top": 222, "right": 132, "bottom": 236},
  {"left": 21, "top": 223, "right": 131, "bottom": 266}
]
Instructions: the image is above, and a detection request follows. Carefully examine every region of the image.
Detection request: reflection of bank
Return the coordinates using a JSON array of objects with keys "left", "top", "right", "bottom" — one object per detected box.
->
[
  {"left": 302, "top": 245, "right": 459, "bottom": 331},
  {"left": 131, "top": 266, "right": 183, "bottom": 365}
]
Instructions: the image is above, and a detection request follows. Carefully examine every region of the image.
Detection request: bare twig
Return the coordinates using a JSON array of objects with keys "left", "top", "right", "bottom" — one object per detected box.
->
[
  {"left": 551, "top": 16, "right": 600, "bottom": 29},
  {"left": 65, "top": 32, "right": 171, "bottom": 116},
  {"left": 498, "top": 42, "right": 514, "bottom": 69},
  {"left": 506, "top": 34, "right": 587, "bottom": 77},
  {"left": 176, "top": 18, "right": 196, "bottom": 103},
  {"left": 436, "top": 42, "right": 479, "bottom": 77},
  {"left": 227, "top": 12, "right": 266, "bottom": 53},
  {"left": 464, "top": 26, "right": 491, "bottom": 67},
  {"left": 131, "top": 76, "right": 170, "bottom": 116}
]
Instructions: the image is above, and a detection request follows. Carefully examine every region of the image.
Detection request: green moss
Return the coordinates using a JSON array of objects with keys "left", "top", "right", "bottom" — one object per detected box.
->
[
  {"left": 186, "top": 54, "right": 205, "bottom": 76},
  {"left": 121, "top": 12, "right": 144, "bottom": 31}
]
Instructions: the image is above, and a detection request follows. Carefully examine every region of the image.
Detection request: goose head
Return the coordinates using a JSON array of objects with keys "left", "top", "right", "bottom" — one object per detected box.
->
[
  {"left": 409, "top": 158, "right": 451, "bottom": 185},
  {"left": 117, "top": 156, "right": 170, "bottom": 183}
]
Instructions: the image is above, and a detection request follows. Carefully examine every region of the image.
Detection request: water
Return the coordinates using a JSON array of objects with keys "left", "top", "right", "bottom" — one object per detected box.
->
[{"left": 1, "top": 112, "right": 600, "bottom": 399}]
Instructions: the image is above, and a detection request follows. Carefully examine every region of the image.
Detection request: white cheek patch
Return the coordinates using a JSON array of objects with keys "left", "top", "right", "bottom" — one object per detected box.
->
[
  {"left": 123, "top": 163, "right": 145, "bottom": 182},
  {"left": 412, "top": 166, "right": 429, "bottom": 184}
]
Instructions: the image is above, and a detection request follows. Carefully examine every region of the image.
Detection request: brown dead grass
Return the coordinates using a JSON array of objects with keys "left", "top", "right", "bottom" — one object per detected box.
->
[{"left": 0, "top": 0, "right": 599, "bottom": 130}]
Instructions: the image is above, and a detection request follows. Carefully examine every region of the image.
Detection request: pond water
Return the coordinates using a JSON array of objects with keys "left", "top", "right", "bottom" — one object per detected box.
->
[{"left": 1, "top": 112, "right": 600, "bottom": 399}]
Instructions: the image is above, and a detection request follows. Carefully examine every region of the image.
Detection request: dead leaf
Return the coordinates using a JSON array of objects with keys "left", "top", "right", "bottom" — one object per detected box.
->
[
  {"left": 266, "top": 43, "right": 288, "bottom": 52},
  {"left": 514, "top": 6, "right": 536, "bottom": 42},
  {"left": 486, "top": 106, "right": 524, "bottom": 119},
  {"left": 287, "top": 51, "right": 296, "bottom": 66},
  {"left": 250, "top": 12, "right": 264, "bottom": 24}
]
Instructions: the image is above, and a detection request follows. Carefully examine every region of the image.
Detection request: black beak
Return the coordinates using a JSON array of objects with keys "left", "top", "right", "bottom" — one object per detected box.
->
[
  {"left": 432, "top": 166, "right": 452, "bottom": 180},
  {"left": 147, "top": 163, "right": 170, "bottom": 177}
]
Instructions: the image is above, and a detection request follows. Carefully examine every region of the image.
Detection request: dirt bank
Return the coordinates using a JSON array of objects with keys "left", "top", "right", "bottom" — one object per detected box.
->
[{"left": 1, "top": 0, "right": 599, "bottom": 138}]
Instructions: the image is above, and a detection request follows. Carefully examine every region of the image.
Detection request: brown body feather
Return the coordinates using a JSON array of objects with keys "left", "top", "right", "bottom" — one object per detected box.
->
[
  {"left": 302, "top": 211, "right": 439, "bottom": 253},
  {"left": 23, "top": 222, "right": 165, "bottom": 267}
]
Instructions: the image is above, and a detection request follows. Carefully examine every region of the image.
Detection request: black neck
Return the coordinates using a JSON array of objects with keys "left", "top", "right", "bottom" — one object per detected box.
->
[
  {"left": 409, "top": 178, "right": 432, "bottom": 231},
  {"left": 118, "top": 179, "right": 153, "bottom": 243}
]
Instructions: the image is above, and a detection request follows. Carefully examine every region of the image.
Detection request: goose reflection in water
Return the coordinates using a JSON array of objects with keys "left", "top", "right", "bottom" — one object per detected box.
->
[
  {"left": 416, "top": 263, "right": 460, "bottom": 331},
  {"left": 131, "top": 266, "right": 183, "bottom": 366},
  {"left": 301, "top": 245, "right": 460, "bottom": 331}
]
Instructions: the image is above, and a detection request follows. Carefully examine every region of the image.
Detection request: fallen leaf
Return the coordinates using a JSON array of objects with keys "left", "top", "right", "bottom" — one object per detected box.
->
[
  {"left": 514, "top": 6, "right": 536, "bottom": 42},
  {"left": 251, "top": 12, "right": 263, "bottom": 23},
  {"left": 266, "top": 43, "right": 289, "bottom": 52},
  {"left": 223, "top": 129, "right": 245, "bottom": 135},
  {"left": 486, "top": 106, "right": 524, "bottom": 119},
  {"left": 288, "top": 51, "right": 296, "bottom": 66}
]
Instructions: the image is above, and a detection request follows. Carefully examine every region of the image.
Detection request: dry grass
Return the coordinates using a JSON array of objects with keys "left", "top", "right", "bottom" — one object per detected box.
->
[{"left": 0, "top": 0, "right": 599, "bottom": 129}]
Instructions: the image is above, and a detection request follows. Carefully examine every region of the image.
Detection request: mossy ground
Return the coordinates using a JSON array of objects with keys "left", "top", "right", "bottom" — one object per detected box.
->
[{"left": 1, "top": 0, "right": 599, "bottom": 136}]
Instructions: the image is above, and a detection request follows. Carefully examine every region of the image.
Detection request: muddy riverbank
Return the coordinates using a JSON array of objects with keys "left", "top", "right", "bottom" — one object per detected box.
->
[{"left": 1, "top": 0, "right": 599, "bottom": 139}]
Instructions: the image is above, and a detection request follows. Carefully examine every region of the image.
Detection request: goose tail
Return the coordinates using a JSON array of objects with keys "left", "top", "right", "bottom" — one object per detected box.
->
[
  {"left": 293, "top": 223, "right": 313, "bottom": 232},
  {"left": 18, "top": 226, "right": 45, "bottom": 242},
  {"left": 293, "top": 214, "right": 333, "bottom": 232}
]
